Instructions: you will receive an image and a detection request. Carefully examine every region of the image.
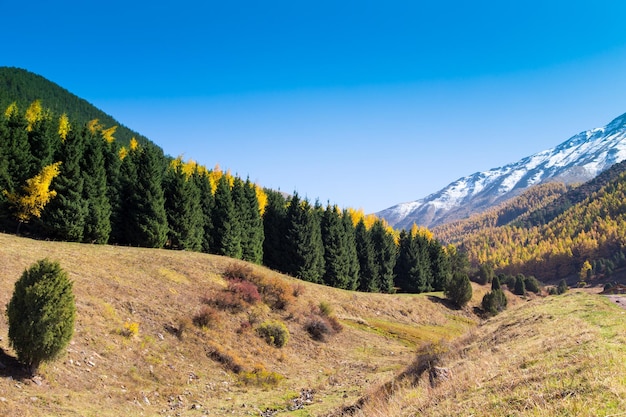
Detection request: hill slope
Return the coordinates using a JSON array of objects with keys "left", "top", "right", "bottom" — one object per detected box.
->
[
  {"left": 330, "top": 290, "right": 626, "bottom": 416},
  {"left": 0, "top": 233, "right": 477, "bottom": 417},
  {"left": 378, "top": 112, "right": 626, "bottom": 229},
  {"left": 0, "top": 67, "right": 151, "bottom": 147}
]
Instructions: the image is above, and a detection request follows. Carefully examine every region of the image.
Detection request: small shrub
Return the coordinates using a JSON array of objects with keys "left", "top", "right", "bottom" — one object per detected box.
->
[
  {"left": 193, "top": 306, "right": 221, "bottom": 329},
  {"left": 481, "top": 289, "right": 507, "bottom": 316},
  {"left": 305, "top": 317, "right": 333, "bottom": 341},
  {"left": 175, "top": 317, "right": 193, "bottom": 340},
  {"left": 206, "top": 342, "right": 244, "bottom": 374},
  {"left": 224, "top": 262, "right": 255, "bottom": 281},
  {"left": 227, "top": 279, "right": 261, "bottom": 304},
  {"left": 239, "top": 364, "right": 284, "bottom": 387},
  {"left": 318, "top": 301, "right": 333, "bottom": 317},
  {"left": 257, "top": 320, "right": 289, "bottom": 348},
  {"left": 557, "top": 279, "right": 569, "bottom": 295},
  {"left": 292, "top": 283, "right": 306, "bottom": 297},
  {"left": 524, "top": 276, "right": 542, "bottom": 293},
  {"left": 122, "top": 321, "right": 140, "bottom": 337},
  {"left": 237, "top": 321, "right": 252, "bottom": 334}
]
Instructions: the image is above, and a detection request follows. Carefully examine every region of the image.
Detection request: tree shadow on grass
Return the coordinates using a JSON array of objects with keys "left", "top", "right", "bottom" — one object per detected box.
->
[
  {"left": 0, "top": 347, "right": 30, "bottom": 381},
  {"left": 426, "top": 295, "right": 457, "bottom": 309}
]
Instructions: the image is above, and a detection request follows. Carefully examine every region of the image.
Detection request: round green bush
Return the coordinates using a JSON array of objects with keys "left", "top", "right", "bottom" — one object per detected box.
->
[
  {"left": 7, "top": 259, "right": 76, "bottom": 374},
  {"left": 257, "top": 320, "right": 289, "bottom": 348}
]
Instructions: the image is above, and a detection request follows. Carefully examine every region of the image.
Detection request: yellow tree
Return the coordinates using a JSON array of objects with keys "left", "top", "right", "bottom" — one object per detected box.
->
[
  {"left": 58, "top": 114, "right": 71, "bottom": 141},
  {"left": 4, "top": 162, "right": 62, "bottom": 233}
]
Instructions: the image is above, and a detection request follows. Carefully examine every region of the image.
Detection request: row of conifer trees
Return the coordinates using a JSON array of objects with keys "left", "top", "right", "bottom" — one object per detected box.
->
[{"left": 0, "top": 101, "right": 466, "bottom": 293}]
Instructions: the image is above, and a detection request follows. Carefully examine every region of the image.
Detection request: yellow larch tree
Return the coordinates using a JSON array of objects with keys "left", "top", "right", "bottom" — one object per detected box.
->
[
  {"left": 25, "top": 100, "right": 43, "bottom": 132},
  {"left": 101, "top": 126, "right": 117, "bottom": 143},
  {"left": 4, "top": 162, "right": 62, "bottom": 233},
  {"left": 58, "top": 113, "right": 71, "bottom": 141}
]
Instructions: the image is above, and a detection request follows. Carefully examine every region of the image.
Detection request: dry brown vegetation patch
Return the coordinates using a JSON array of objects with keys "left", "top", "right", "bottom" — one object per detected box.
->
[{"left": 0, "top": 233, "right": 477, "bottom": 416}]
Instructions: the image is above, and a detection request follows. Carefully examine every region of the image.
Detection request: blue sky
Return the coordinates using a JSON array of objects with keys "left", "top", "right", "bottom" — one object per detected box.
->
[{"left": 4, "top": 1, "right": 626, "bottom": 213}]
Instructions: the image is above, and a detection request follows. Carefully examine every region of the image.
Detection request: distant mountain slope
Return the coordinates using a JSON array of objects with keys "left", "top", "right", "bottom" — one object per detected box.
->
[
  {"left": 377, "top": 112, "right": 626, "bottom": 229},
  {"left": 0, "top": 66, "right": 151, "bottom": 147}
]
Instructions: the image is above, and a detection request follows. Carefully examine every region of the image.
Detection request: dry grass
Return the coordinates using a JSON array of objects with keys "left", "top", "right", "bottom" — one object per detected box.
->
[
  {"left": 0, "top": 233, "right": 478, "bottom": 416},
  {"left": 335, "top": 290, "right": 626, "bottom": 417}
]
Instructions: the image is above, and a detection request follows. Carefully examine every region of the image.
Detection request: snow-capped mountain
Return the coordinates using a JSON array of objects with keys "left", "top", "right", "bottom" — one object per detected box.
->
[{"left": 377, "top": 112, "right": 626, "bottom": 230}]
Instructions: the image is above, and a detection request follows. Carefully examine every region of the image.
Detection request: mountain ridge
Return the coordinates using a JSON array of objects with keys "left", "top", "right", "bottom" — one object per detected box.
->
[{"left": 377, "top": 112, "right": 626, "bottom": 229}]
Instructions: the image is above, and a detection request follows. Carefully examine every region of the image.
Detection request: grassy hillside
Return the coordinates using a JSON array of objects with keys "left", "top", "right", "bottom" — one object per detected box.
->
[
  {"left": 332, "top": 290, "right": 626, "bottom": 416},
  {"left": 0, "top": 233, "right": 478, "bottom": 417}
]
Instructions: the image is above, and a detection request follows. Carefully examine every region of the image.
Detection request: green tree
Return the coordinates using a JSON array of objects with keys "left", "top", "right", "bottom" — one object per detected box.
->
[
  {"left": 7, "top": 259, "right": 76, "bottom": 375},
  {"left": 235, "top": 178, "right": 264, "bottom": 263},
  {"left": 164, "top": 162, "right": 203, "bottom": 251},
  {"left": 557, "top": 279, "right": 569, "bottom": 295},
  {"left": 212, "top": 175, "right": 242, "bottom": 258},
  {"left": 321, "top": 204, "right": 351, "bottom": 288},
  {"left": 429, "top": 240, "right": 451, "bottom": 291},
  {"left": 124, "top": 145, "right": 169, "bottom": 248},
  {"left": 514, "top": 275, "right": 527, "bottom": 296},
  {"left": 370, "top": 220, "right": 397, "bottom": 293},
  {"left": 342, "top": 208, "right": 360, "bottom": 290},
  {"left": 192, "top": 169, "right": 214, "bottom": 253},
  {"left": 40, "top": 128, "right": 88, "bottom": 241},
  {"left": 444, "top": 271, "right": 473, "bottom": 308},
  {"left": 355, "top": 218, "right": 379, "bottom": 292},
  {"left": 283, "top": 194, "right": 325, "bottom": 283},
  {"left": 262, "top": 189, "right": 288, "bottom": 271},
  {"left": 81, "top": 127, "right": 112, "bottom": 243}
]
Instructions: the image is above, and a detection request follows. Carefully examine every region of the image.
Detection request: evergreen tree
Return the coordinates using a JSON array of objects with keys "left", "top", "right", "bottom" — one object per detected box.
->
[
  {"left": 163, "top": 162, "right": 203, "bottom": 251},
  {"left": 514, "top": 275, "right": 527, "bottom": 296},
  {"left": 444, "top": 271, "right": 473, "bottom": 308},
  {"left": 355, "top": 218, "right": 379, "bottom": 292},
  {"left": 193, "top": 169, "right": 214, "bottom": 253},
  {"left": 103, "top": 139, "right": 123, "bottom": 243},
  {"left": 283, "top": 194, "right": 325, "bottom": 283},
  {"left": 3, "top": 103, "right": 35, "bottom": 188},
  {"left": 25, "top": 101, "right": 55, "bottom": 172},
  {"left": 395, "top": 231, "right": 434, "bottom": 293},
  {"left": 212, "top": 174, "right": 242, "bottom": 258},
  {"left": 429, "top": 240, "right": 451, "bottom": 291},
  {"left": 262, "top": 189, "right": 288, "bottom": 271},
  {"left": 7, "top": 259, "right": 75, "bottom": 375},
  {"left": 240, "top": 178, "right": 264, "bottom": 263},
  {"left": 124, "top": 145, "right": 169, "bottom": 248},
  {"left": 321, "top": 204, "right": 351, "bottom": 288},
  {"left": 81, "top": 128, "right": 111, "bottom": 243},
  {"left": 40, "top": 128, "right": 87, "bottom": 241},
  {"left": 342, "top": 208, "right": 360, "bottom": 290},
  {"left": 370, "top": 220, "right": 397, "bottom": 293},
  {"left": 557, "top": 278, "right": 569, "bottom": 295}
]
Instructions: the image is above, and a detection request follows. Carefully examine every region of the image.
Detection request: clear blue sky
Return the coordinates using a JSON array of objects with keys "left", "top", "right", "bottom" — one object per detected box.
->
[{"left": 4, "top": 1, "right": 626, "bottom": 213}]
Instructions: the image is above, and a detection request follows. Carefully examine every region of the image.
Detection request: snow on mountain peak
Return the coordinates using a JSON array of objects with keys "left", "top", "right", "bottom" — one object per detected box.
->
[{"left": 377, "top": 112, "right": 626, "bottom": 229}]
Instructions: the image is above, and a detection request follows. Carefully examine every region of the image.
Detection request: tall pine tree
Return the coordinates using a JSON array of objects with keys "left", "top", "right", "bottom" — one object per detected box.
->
[
  {"left": 81, "top": 127, "right": 111, "bottom": 243},
  {"left": 124, "top": 144, "right": 168, "bottom": 248},
  {"left": 211, "top": 174, "right": 242, "bottom": 258},
  {"left": 370, "top": 220, "right": 397, "bottom": 293},
  {"left": 164, "top": 161, "right": 202, "bottom": 251},
  {"left": 40, "top": 127, "right": 87, "bottom": 241},
  {"left": 355, "top": 218, "right": 379, "bottom": 292},
  {"left": 262, "top": 189, "right": 288, "bottom": 271}
]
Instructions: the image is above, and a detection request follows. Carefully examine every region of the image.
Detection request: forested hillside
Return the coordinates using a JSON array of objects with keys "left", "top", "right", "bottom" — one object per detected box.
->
[
  {"left": 0, "top": 67, "right": 149, "bottom": 146},
  {"left": 0, "top": 91, "right": 464, "bottom": 295},
  {"left": 440, "top": 162, "right": 626, "bottom": 284}
]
